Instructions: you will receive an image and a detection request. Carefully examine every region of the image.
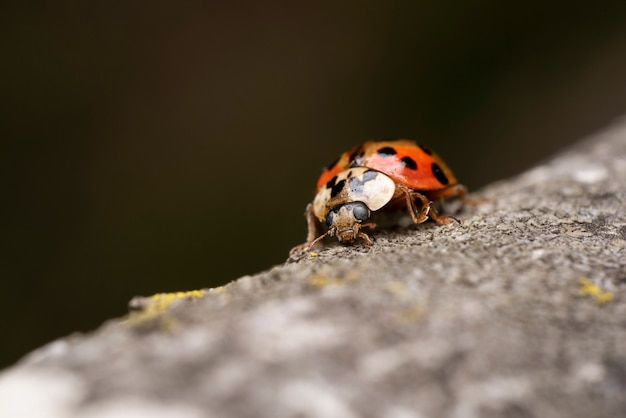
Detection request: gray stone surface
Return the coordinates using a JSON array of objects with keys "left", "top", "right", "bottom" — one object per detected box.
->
[{"left": 1, "top": 119, "right": 625, "bottom": 418}]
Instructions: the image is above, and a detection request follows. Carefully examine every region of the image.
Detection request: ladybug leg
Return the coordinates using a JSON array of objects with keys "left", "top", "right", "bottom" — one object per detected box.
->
[
  {"left": 425, "top": 184, "right": 467, "bottom": 202},
  {"left": 428, "top": 184, "right": 493, "bottom": 205},
  {"left": 361, "top": 222, "right": 376, "bottom": 230},
  {"left": 412, "top": 192, "right": 459, "bottom": 225},
  {"left": 358, "top": 231, "right": 374, "bottom": 247},
  {"left": 289, "top": 204, "right": 326, "bottom": 257},
  {"left": 357, "top": 222, "right": 376, "bottom": 247},
  {"left": 426, "top": 205, "right": 460, "bottom": 225},
  {"left": 398, "top": 185, "right": 430, "bottom": 224},
  {"left": 304, "top": 203, "right": 322, "bottom": 243},
  {"left": 399, "top": 185, "right": 459, "bottom": 225}
]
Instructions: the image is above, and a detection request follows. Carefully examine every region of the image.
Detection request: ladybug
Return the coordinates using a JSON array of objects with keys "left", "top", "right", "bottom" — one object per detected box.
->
[{"left": 290, "top": 139, "right": 476, "bottom": 256}]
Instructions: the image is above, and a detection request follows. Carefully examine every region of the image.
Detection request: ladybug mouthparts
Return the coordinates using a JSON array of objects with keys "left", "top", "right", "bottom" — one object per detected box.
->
[{"left": 334, "top": 226, "right": 363, "bottom": 243}]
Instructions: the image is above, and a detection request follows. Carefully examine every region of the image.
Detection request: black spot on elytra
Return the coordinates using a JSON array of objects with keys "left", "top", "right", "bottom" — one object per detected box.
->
[
  {"left": 401, "top": 156, "right": 417, "bottom": 170},
  {"left": 326, "top": 175, "right": 338, "bottom": 189},
  {"left": 377, "top": 147, "right": 397, "bottom": 156},
  {"left": 330, "top": 179, "right": 346, "bottom": 198},
  {"left": 418, "top": 144, "right": 432, "bottom": 155},
  {"left": 362, "top": 169, "right": 378, "bottom": 182},
  {"left": 431, "top": 163, "right": 449, "bottom": 185},
  {"left": 326, "top": 156, "right": 340, "bottom": 171},
  {"left": 349, "top": 169, "right": 379, "bottom": 193},
  {"left": 348, "top": 146, "right": 365, "bottom": 167}
]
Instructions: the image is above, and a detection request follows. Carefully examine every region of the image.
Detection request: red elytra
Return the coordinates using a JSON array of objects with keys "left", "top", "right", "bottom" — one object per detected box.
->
[{"left": 316, "top": 139, "right": 458, "bottom": 198}]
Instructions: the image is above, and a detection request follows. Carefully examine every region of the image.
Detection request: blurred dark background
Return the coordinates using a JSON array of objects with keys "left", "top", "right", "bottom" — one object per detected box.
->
[{"left": 3, "top": 1, "right": 626, "bottom": 368}]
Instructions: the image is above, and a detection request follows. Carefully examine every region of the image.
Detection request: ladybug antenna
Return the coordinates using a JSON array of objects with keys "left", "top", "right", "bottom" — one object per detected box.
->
[
  {"left": 310, "top": 228, "right": 334, "bottom": 248},
  {"left": 293, "top": 228, "right": 334, "bottom": 255}
]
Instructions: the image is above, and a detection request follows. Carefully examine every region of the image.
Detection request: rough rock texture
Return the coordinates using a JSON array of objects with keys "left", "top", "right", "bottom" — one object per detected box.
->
[{"left": 1, "top": 119, "right": 626, "bottom": 418}]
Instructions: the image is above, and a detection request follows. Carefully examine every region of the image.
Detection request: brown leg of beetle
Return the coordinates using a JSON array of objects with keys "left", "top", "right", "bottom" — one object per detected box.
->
[
  {"left": 427, "top": 205, "right": 460, "bottom": 225},
  {"left": 398, "top": 185, "right": 430, "bottom": 224},
  {"left": 360, "top": 222, "right": 376, "bottom": 231},
  {"left": 304, "top": 203, "right": 321, "bottom": 243},
  {"left": 428, "top": 184, "right": 492, "bottom": 205},
  {"left": 402, "top": 186, "right": 458, "bottom": 225},
  {"left": 426, "top": 184, "right": 466, "bottom": 201},
  {"left": 289, "top": 204, "right": 326, "bottom": 257},
  {"left": 355, "top": 222, "right": 376, "bottom": 246},
  {"left": 358, "top": 231, "right": 374, "bottom": 246}
]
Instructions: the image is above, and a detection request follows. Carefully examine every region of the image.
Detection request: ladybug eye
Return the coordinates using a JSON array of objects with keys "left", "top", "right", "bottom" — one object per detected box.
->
[
  {"left": 325, "top": 211, "right": 335, "bottom": 227},
  {"left": 350, "top": 202, "right": 370, "bottom": 222}
]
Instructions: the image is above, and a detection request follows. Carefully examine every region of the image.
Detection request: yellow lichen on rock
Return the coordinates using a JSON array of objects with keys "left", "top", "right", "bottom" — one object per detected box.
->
[
  {"left": 385, "top": 281, "right": 406, "bottom": 295},
  {"left": 577, "top": 278, "right": 614, "bottom": 306},
  {"left": 148, "top": 290, "right": 206, "bottom": 312},
  {"left": 125, "top": 290, "right": 207, "bottom": 326},
  {"left": 308, "top": 275, "right": 343, "bottom": 288},
  {"left": 393, "top": 306, "right": 425, "bottom": 323}
]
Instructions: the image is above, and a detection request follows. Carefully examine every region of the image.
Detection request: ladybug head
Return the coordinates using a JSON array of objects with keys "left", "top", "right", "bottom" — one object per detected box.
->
[{"left": 325, "top": 201, "right": 372, "bottom": 243}]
